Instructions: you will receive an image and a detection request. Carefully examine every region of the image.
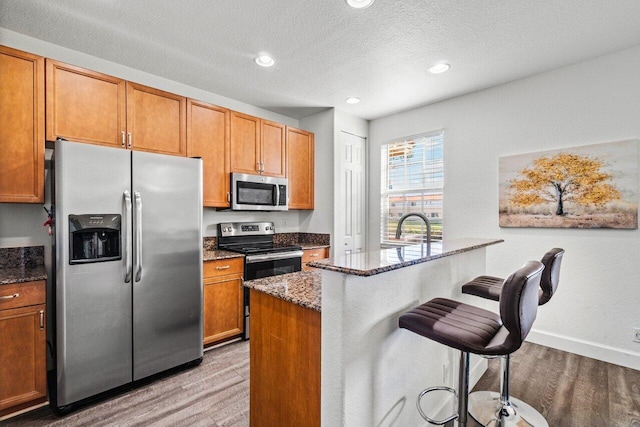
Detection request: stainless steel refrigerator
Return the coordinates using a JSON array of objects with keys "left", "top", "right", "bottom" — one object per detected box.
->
[{"left": 51, "top": 140, "right": 203, "bottom": 412}]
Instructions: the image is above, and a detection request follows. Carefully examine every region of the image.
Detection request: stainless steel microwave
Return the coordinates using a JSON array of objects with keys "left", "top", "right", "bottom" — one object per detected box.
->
[{"left": 231, "top": 173, "right": 288, "bottom": 211}]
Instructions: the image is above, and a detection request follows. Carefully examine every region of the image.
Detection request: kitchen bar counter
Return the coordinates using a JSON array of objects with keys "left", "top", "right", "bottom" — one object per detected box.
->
[
  {"left": 308, "top": 237, "right": 503, "bottom": 276},
  {"left": 247, "top": 238, "right": 503, "bottom": 427},
  {"left": 244, "top": 270, "right": 321, "bottom": 311}
]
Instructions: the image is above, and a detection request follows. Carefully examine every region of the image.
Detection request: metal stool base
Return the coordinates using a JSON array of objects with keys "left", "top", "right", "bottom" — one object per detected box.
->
[{"left": 468, "top": 391, "right": 549, "bottom": 427}]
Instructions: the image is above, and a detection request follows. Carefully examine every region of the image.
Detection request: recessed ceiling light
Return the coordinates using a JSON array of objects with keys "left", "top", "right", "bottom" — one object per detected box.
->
[
  {"left": 428, "top": 63, "right": 450, "bottom": 74},
  {"left": 255, "top": 55, "right": 275, "bottom": 67},
  {"left": 345, "top": 97, "right": 360, "bottom": 104},
  {"left": 346, "top": 0, "right": 374, "bottom": 9}
]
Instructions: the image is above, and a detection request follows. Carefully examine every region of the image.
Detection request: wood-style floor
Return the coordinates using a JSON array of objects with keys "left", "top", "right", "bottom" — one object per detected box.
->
[
  {"left": 5, "top": 341, "right": 640, "bottom": 426},
  {"left": 5, "top": 341, "right": 250, "bottom": 427},
  {"left": 466, "top": 342, "right": 640, "bottom": 427}
]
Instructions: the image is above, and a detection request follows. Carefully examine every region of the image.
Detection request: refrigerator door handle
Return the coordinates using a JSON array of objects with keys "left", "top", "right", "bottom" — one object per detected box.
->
[
  {"left": 134, "top": 191, "right": 143, "bottom": 282},
  {"left": 124, "top": 191, "right": 133, "bottom": 283}
]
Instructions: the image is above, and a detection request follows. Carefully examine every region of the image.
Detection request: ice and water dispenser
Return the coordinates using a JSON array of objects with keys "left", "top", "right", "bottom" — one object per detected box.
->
[{"left": 69, "top": 214, "right": 122, "bottom": 264}]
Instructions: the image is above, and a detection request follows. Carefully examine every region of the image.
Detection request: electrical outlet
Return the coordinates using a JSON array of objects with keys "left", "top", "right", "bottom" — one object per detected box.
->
[
  {"left": 634, "top": 328, "right": 640, "bottom": 343},
  {"left": 282, "top": 219, "right": 287, "bottom": 227}
]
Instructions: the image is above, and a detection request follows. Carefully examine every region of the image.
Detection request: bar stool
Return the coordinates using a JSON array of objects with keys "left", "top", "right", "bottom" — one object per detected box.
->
[
  {"left": 399, "top": 261, "right": 544, "bottom": 427},
  {"left": 461, "top": 248, "right": 564, "bottom": 426}
]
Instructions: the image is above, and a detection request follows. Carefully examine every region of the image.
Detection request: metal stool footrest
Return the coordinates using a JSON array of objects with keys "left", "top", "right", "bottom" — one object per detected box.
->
[{"left": 417, "top": 386, "right": 459, "bottom": 425}]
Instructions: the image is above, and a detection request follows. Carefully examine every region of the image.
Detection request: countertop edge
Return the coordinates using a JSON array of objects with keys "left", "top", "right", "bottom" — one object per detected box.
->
[{"left": 308, "top": 238, "right": 504, "bottom": 276}]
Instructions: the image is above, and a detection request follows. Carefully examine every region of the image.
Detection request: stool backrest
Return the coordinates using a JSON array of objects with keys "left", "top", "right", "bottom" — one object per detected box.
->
[
  {"left": 499, "top": 260, "right": 544, "bottom": 352},
  {"left": 539, "top": 248, "right": 564, "bottom": 305}
]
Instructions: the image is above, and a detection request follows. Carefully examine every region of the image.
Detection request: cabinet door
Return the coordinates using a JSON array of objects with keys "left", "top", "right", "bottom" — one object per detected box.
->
[
  {"left": 229, "top": 111, "right": 261, "bottom": 174},
  {"left": 261, "top": 120, "right": 286, "bottom": 178},
  {"left": 0, "top": 46, "right": 44, "bottom": 203},
  {"left": 0, "top": 304, "right": 46, "bottom": 416},
  {"left": 203, "top": 276, "right": 243, "bottom": 345},
  {"left": 287, "top": 127, "right": 314, "bottom": 209},
  {"left": 187, "top": 99, "right": 230, "bottom": 207},
  {"left": 126, "top": 82, "right": 186, "bottom": 156},
  {"left": 45, "top": 60, "right": 126, "bottom": 148}
]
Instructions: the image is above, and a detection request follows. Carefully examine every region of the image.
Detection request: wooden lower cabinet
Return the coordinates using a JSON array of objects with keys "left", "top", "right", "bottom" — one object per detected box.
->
[
  {"left": 203, "top": 258, "right": 244, "bottom": 346},
  {"left": 0, "top": 281, "right": 47, "bottom": 417},
  {"left": 250, "top": 289, "right": 320, "bottom": 427},
  {"left": 302, "top": 247, "right": 330, "bottom": 271}
]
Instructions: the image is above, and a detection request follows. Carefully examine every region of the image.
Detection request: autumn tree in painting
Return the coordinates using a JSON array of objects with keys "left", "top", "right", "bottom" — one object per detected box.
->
[{"left": 509, "top": 153, "right": 621, "bottom": 215}]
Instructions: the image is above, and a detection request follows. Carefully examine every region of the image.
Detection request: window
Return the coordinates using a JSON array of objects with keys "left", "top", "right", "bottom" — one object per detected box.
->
[{"left": 380, "top": 130, "right": 443, "bottom": 245}]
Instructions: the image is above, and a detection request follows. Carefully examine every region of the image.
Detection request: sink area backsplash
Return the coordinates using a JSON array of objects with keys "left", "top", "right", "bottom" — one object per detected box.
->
[{"left": 274, "top": 233, "right": 330, "bottom": 247}]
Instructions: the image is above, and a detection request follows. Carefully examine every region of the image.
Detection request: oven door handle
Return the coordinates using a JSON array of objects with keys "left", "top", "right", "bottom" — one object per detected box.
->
[{"left": 245, "top": 250, "right": 304, "bottom": 263}]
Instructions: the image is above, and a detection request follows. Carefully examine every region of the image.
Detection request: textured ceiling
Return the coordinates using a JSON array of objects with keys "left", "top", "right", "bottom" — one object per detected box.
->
[{"left": 2, "top": 0, "right": 640, "bottom": 120}]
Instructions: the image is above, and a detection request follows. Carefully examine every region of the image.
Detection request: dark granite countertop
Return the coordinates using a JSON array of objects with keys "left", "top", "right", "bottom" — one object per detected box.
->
[
  {"left": 244, "top": 270, "right": 321, "bottom": 312},
  {"left": 308, "top": 238, "right": 503, "bottom": 277},
  {"left": 0, "top": 265, "right": 48, "bottom": 285},
  {"left": 203, "top": 249, "right": 244, "bottom": 262},
  {"left": 300, "top": 244, "right": 331, "bottom": 250}
]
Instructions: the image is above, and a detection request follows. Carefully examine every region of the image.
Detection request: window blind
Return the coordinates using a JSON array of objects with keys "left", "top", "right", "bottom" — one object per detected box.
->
[{"left": 380, "top": 131, "right": 444, "bottom": 245}]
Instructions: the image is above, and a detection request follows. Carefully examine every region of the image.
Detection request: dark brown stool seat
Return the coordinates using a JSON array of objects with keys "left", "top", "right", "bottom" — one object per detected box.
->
[
  {"left": 462, "top": 248, "right": 564, "bottom": 305},
  {"left": 399, "top": 260, "right": 544, "bottom": 426},
  {"left": 460, "top": 248, "right": 564, "bottom": 427}
]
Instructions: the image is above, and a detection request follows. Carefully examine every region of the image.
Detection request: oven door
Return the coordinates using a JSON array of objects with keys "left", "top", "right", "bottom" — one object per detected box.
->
[
  {"left": 242, "top": 251, "right": 303, "bottom": 340},
  {"left": 244, "top": 251, "right": 303, "bottom": 280}
]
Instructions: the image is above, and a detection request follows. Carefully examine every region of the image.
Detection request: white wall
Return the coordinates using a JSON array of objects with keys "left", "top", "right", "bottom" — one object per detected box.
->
[{"left": 369, "top": 45, "right": 640, "bottom": 369}]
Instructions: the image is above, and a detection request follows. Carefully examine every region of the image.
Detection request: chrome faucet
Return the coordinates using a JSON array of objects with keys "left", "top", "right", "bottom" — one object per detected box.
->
[{"left": 395, "top": 213, "right": 431, "bottom": 245}]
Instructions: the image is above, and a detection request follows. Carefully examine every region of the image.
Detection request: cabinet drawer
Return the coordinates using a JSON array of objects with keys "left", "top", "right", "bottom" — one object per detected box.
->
[
  {"left": 203, "top": 257, "right": 244, "bottom": 278},
  {"left": 302, "top": 248, "right": 329, "bottom": 264},
  {"left": 0, "top": 281, "right": 45, "bottom": 311}
]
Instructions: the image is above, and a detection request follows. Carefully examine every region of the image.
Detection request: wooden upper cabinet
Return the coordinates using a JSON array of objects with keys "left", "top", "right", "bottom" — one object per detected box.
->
[
  {"left": 229, "top": 112, "right": 286, "bottom": 177},
  {"left": 261, "top": 120, "right": 286, "bottom": 178},
  {"left": 0, "top": 46, "right": 44, "bottom": 203},
  {"left": 126, "top": 82, "right": 186, "bottom": 156},
  {"left": 186, "top": 99, "right": 230, "bottom": 207},
  {"left": 287, "top": 126, "right": 314, "bottom": 209},
  {"left": 229, "top": 111, "right": 261, "bottom": 174},
  {"left": 46, "top": 60, "right": 186, "bottom": 155},
  {"left": 46, "top": 59, "right": 126, "bottom": 147}
]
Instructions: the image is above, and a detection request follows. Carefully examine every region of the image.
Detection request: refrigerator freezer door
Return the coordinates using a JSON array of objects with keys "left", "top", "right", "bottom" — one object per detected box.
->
[
  {"left": 54, "top": 141, "right": 133, "bottom": 406},
  {"left": 131, "top": 151, "right": 203, "bottom": 380}
]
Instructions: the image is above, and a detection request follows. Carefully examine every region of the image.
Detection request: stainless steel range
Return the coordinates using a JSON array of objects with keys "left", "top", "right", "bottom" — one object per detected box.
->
[{"left": 217, "top": 221, "right": 302, "bottom": 339}]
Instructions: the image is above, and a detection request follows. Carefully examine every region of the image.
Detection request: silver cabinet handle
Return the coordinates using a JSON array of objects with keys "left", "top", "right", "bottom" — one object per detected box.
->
[
  {"left": 124, "top": 190, "right": 133, "bottom": 283},
  {"left": 128, "top": 132, "right": 132, "bottom": 149},
  {"left": 121, "top": 131, "right": 126, "bottom": 148},
  {"left": 0, "top": 293, "right": 19, "bottom": 300},
  {"left": 227, "top": 192, "right": 231, "bottom": 203},
  {"left": 216, "top": 265, "right": 231, "bottom": 270},
  {"left": 309, "top": 253, "right": 319, "bottom": 257},
  {"left": 134, "top": 191, "right": 143, "bottom": 282},
  {"left": 39, "top": 310, "right": 44, "bottom": 330}
]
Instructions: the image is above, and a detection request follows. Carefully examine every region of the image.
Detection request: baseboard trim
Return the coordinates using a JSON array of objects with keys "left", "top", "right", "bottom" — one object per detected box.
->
[{"left": 527, "top": 329, "right": 640, "bottom": 371}]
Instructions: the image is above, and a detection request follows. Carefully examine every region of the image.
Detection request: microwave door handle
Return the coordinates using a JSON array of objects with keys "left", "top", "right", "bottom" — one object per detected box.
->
[
  {"left": 134, "top": 191, "right": 143, "bottom": 282},
  {"left": 124, "top": 191, "right": 133, "bottom": 283},
  {"left": 275, "top": 184, "right": 280, "bottom": 206}
]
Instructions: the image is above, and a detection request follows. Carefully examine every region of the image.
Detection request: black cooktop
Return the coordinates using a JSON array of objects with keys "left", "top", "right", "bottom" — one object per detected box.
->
[{"left": 221, "top": 244, "right": 302, "bottom": 255}]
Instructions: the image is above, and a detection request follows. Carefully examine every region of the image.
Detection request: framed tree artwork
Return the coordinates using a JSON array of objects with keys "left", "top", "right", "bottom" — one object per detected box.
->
[{"left": 499, "top": 140, "right": 638, "bottom": 229}]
